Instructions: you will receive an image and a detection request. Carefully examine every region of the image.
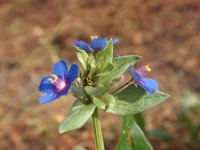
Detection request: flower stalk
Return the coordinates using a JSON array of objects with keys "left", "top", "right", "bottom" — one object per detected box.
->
[
  {"left": 92, "top": 108, "right": 105, "bottom": 150},
  {"left": 112, "top": 77, "right": 133, "bottom": 95}
]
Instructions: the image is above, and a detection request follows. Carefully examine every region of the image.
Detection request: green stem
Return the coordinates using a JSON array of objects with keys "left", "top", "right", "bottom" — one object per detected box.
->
[
  {"left": 112, "top": 77, "right": 133, "bottom": 95},
  {"left": 92, "top": 108, "right": 105, "bottom": 150}
]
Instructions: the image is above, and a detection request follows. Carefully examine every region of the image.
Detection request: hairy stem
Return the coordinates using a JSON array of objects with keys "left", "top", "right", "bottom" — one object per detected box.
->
[{"left": 92, "top": 108, "right": 105, "bottom": 150}]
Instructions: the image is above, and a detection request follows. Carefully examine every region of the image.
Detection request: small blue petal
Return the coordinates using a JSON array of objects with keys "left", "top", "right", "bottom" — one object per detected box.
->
[
  {"left": 104, "top": 37, "right": 108, "bottom": 41},
  {"left": 52, "top": 60, "right": 68, "bottom": 78},
  {"left": 90, "top": 38, "right": 107, "bottom": 51},
  {"left": 39, "top": 92, "right": 61, "bottom": 104},
  {"left": 130, "top": 68, "right": 141, "bottom": 81},
  {"left": 113, "top": 38, "right": 119, "bottom": 44},
  {"left": 74, "top": 41, "right": 90, "bottom": 51},
  {"left": 67, "top": 64, "right": 79, "bottom": 83},
  {"left": 138, "top": 78, "right": 159, "bottom": 94},
  {"left": 39, "top": 76, "right": 54, "bottom": 93}
]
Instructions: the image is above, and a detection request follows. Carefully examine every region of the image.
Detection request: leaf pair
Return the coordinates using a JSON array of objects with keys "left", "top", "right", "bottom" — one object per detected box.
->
[{"left": 59, "top": 84, "right": 169, "bottom": 133}]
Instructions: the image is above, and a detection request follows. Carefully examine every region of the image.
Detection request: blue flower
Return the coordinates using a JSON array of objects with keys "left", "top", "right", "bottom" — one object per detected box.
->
[
  {"left": 130, "top": 65, "right": 159, "bottom": 94},
  {"left": 74, "top": 36, "right": 119, "bottom": 52},
  {"left": 38, "top": 60, "right": 79, "bottom": 104}
]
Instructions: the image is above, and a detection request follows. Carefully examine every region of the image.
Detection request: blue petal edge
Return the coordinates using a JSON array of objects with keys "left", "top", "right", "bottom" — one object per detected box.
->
[
  {"left": 138, "top": 78, "right": 159, "bottom": 94},
  {"left": 90, "top": 38, "right": 107, "bottom": 51},
  {"left": 39, "top": 76, "right": 54, "bottom": 93},
  {"left": 74, "top": 41, "right": 90, "bottom": 51},
  {"left": 113, "top": 38, "right": 119, "bottom": 44},
  {"left": 39, "top": 92, "right": 61, "bottom": 104},
  {"left": 67, "top": 64, "right": 79, "bottom": 83},
  {"left": 130, "top": 68, "right": 141, "bottom": 81},
  {"left": 52, "top": 60, "right": 68, "bottom": 78}
]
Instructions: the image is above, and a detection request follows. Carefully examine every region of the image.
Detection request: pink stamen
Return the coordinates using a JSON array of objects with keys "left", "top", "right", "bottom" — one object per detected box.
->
[
  {"left": 137, "top": 65, "right": 151, "bottom": 77},
  {"left": 53, "top": 78, "right": 67, "bottom": 92},
  {"left": 137, "top": 68, "right": 148, "bottom": 77}
]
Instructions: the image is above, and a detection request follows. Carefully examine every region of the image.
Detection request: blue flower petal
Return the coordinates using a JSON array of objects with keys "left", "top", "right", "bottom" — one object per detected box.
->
[
  {"left": 113, "top": 38, "right": 119, "bottom": 44},
  {"left": 90, "top": 38, "right": 107, "bottom": 51},
  {"left": 130, "top": 68, "right": 141, "bottom": 81},
  {"left": 138, "top": 78, "right": 159, "bottom": 94},
  {"left": 52, "top": 60, "right": 68, "bottom": 78},
  {"left": 39, "top": 76, "right": 54, "bottom": 93},
  {"left": 39, "top": 92, "right": 61, "bottom": 104},
  {"left": 67, "top": 64, "right": 79, "bottom": 83},
  {"left": 74, "top": 41, "right": 90, "bottom": 51}
]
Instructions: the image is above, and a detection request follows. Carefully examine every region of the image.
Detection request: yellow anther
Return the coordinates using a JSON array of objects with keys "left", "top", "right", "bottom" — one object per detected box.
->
[
  {"left": 52, "top": 74, "right": 58, "bottom": 80},
  {"left": 48, "top": 73, "right": 58, "bottom": 83},
  {"left": 90, "top": 35, "right": 98, "bottom": 40},
  {"left": 48, "top": 78, "right": 53, "bottom": 82},
  {"left": 145, "top": 65, "right": 151, "bottom": 72}
]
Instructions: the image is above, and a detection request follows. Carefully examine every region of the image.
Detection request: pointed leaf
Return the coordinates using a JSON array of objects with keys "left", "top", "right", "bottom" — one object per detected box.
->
[
  {"left": 76, "top": 48, "right": 89, "bottom": 71},
  {"left": 106, "top": 84, "right": 169, "bottom": 115},
  {"left": 87, "top": 55, "right": 96, "bottom": 76},
  {"left": 102, "top": 93, "right": 116, "bottom": 107},
  {"left": 96, "top": 63, "right": 114, "bottom": 77},
  {"left": 95, "top": 39, "right": 113, "bottom": 67},
  {"left": 116, "top": 115, "right": 153, "bottom": 150},
  {"left": 70, "top": 99, "right": 85, "bottom": 114},
  {"left": 100, "top": 55, "right": 140, "bottom": 84},
  {"left": 85, "top": 85, "right": 107, "bottom": 96},
  {"left": 74, "top": 146, "right": 87, "bottom": 150},
  {"left": 131, "top": 118, "right": 153, "bottom": 150},
  {"left": 92, "top": 96, "right": 106, "bottom": 109},
  {"left": 59, "top": 101, "right": 95, "bottom": 133},
  {"left": 71, "top": 83, "right": 86, "bottom": 98}
]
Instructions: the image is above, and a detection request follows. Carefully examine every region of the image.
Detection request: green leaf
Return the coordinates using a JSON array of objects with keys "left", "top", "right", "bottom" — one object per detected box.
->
[
  {"left": 70, "top": 99, "right": 85, "bottom": 114},
  {"left": 87, "top": 55, "right": 96, "bottom": 76},
  {"left": 95, "top": 39, "right": 113, "bottom": 68},
  {"left": 134, "top": 113, "right": 145, "bottom": 130},
  {"left": 106, "top": 84, "right": 169, "bottom": 115},
  {"left": 116, "top": 115, "right": 153, "bottom": 150},
  {"left": 92, "top": 96, "right": 106, "bottom": 109},
  {"left": 131, "top": 118, "right": 153, "bottom": 150},
  {"left": 102, "top": 93, "right": 116, "bottom": 107},
  {"left": 74, "top": 146, "right": 87, "bottom": 150},
  {"left": 100, "top": 55, "right": 140, "bottom": 84},
  {"left": 96, "top": 63, "right": 114, "bottom": 77},
  {"left": 85, "top": 85, "right": 107, "bottom": 96},
  {"left": 116, "top": 115, "right": 133, "bottom": 150},
  {"left": 71, "top": 83, "right": 86, "bottom": 98},
  {"left": 59, "top": 100, "right": 95, "bottom": 133},
  {"left": 76, "top": 48, "right": 89, "bottom": 71}
]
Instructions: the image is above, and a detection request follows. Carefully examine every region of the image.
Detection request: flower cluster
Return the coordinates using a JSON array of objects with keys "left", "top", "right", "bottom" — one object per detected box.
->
[
  {"left": 74, "top": 36, "right": 119, "bottom": 52},
  {"left": 38, "top": 36, "right": 159, "bottom": 104}
]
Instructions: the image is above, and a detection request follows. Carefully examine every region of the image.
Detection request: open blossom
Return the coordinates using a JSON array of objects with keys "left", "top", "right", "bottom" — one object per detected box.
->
[
  {"left": 74, "top": 35, "right": 119, "bottom": 52},
  {"left": 130, "top": 65, "right": 158, "bottom": 94},
  {"left": 38, "top": 60, "right": 79, "bottom": 104}
]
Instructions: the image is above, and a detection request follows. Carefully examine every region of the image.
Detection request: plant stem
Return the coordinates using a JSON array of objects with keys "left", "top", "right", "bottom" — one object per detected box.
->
[
  {"left": 112, "top": 77, "right": 133, "bottom": 95},
  {"left": 92, "top": 108, "right": 105, "bottom": 150}
]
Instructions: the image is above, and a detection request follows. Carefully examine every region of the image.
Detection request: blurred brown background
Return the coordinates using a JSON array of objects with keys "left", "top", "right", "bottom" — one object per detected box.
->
[{"left": 0, "top": 0, "right": 200, "bottom": 150}]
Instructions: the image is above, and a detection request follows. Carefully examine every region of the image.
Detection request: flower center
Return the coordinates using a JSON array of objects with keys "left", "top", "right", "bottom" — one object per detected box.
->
[
  {"left": 54, "top": 79, "right": 66, "bottom": 91},
  {"left": 49, "top": 74, "right": 67, "bottom": 92},
  {"left": 137, "top": 65, "right": 151, "bottom": 77}
]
